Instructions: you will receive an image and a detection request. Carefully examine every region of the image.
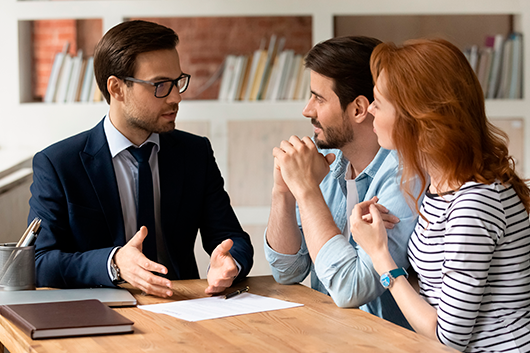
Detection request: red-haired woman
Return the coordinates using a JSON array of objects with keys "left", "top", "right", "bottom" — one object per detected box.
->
[{"left": 350, "top": 38, "right": 530, "bottom": 352}]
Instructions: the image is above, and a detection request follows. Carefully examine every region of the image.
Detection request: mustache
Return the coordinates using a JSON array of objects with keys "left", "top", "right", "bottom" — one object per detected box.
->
[{"left": 311, "top": 119, "right": 322, "bottom": 129}]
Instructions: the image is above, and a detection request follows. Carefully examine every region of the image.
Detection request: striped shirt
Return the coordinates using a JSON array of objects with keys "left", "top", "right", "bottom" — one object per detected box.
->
[{"left": 408, "top": 181, "right": 530, "bottom": 352}]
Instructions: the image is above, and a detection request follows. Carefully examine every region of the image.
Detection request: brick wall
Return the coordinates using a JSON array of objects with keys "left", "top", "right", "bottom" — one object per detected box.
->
[
  {"left": 132, "top": 17, "right": 312, "bottom": 99},
  {"left": 32, "top": 16, "right": 312, "bottom": 101},
  {"left": 32, "top": 20, "right": 77, "bottom": 101}
]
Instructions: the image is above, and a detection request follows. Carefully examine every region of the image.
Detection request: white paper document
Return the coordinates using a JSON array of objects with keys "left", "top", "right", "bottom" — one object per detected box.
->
[{"left": 138, "top": 293, "right": 303, "bottom": 322}]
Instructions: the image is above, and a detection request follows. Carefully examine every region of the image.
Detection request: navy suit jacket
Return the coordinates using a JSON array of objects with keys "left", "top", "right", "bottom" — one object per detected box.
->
[{"left": 29, "top": 119, "right": 253, "bottom": 288}]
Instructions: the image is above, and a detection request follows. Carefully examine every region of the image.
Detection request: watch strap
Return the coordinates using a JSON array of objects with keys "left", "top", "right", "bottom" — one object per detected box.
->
[
  {"left": 389, "top": 268, "right": 408, "bottom": 280},
  {"left": 110, "top": 256, "right": 125, "bottom": 285}
]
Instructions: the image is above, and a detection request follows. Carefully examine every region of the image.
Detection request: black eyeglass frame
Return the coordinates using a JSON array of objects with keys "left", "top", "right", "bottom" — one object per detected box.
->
[{"left": 123, "top": 73, "right": 191, "bottom": 98}]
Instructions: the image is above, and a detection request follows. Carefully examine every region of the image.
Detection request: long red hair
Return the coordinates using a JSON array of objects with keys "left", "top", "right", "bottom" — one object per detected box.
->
[{"left": 370, "top": 38, "right": 530, "bottom": 213}]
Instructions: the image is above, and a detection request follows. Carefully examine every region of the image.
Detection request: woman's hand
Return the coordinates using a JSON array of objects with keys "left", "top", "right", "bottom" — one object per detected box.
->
[{"left": 350, "top": 200, "right": 393, "bottom": 273}]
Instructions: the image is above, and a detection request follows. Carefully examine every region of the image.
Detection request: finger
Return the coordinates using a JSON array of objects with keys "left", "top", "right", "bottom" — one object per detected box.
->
[
  {"left": 125, "top": 269, "right": 173, "bottom": 297},
  {"left": 280, "top": 139, "right": 295, "bottom": 153},
  {"left": 361, "top": 214, "right": 373, "bottom": 223},
  {"left": 213, "top": 239, "right": 234, "bottom": 257},
  {"left": 273, "top": 146, "right": 286, "bottom": 159},
  {"left": 379, "top": 212, "right": 400, "bottom": 224},
  {"left": 137, "top": 254, "right": 169, "bottom": 276},
  {"left": 383, "top": 221, "right": 396, "bottom": 230},
  {"left": 206, "top": 273, "right": 236, "bottom": 293},
  {"left": 373, "top": 202, "right": 389, "bottom": 214},
  {"left": 357, "top": 198, "right": 377, "bottom": 215},
  {"left": 288, "top": 135, "right": 302, "bottom": 146},
  {"left": 300, "top": 136, "right": 317, "bottom": 149},
  {"left": 128, "top": 226, "right": 148, "bottom": 248},
  {"left": 325, "top": 153, "right": 336, "bottom": 165},
  {"left": 137, "top": 279, "right": 174, "bottom": 298},
  {"left": 205, "top": 284, "right": 226, "bottom": 294},
  {"left": 369, "top": 204, "right": 384, "bottom": 225}
]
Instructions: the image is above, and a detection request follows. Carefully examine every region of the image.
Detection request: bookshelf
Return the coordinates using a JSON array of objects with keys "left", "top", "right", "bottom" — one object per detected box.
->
[{"left": 2, "top": 0, "right": 530, "bottom": 278}]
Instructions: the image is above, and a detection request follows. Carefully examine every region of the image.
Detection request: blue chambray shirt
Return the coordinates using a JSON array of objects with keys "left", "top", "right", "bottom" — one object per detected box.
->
[{"left": 264, "top": 147, "right": 420, "bottom": 329}]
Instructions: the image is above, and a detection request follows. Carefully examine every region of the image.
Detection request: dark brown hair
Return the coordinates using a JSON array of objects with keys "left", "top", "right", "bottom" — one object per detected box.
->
[
  {"left": 305, "top": 36, "right": 382, "bottom": 111},
  {"left": 94, "top": 20, "right": 179, "bottom": 103},
  {"left": 370, "top": 38, "right": 530, "bottom": 213}
]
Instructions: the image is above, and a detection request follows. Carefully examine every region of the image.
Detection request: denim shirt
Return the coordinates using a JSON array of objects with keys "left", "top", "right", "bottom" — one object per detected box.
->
[{"left": 264, "top": 147, "right": 419, "bottom": 329}]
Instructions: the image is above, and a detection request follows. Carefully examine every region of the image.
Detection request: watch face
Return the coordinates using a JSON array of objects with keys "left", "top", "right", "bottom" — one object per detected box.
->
[
  {"left": 111, "top": 265, "right": 118, "bottom": 280},
  {"left": 381, "top": 274, "right": 391, "bottom": 288}
]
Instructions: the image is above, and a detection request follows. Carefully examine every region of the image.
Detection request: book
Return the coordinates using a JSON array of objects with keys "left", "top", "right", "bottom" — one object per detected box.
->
[
  {"left": 80, "top": 57, "right": 94, "bottom": 102},
  {"left": 465, "top": 45, "right": 479, "bottom": 73},
  {"left": 227, "top": 55, "right": 248, "bottom": 101},
  {"left": 75, "top": 58, "right": 88, "bottom": 102},
  {"left": 266, "top": 47, "right": 291, "bottom": 100},
  {"left": 66, "top": 49, "right": 84, "bottom": 103},
  {"left": 54, "top": 54, "right": 73, "bottom": 103},
  {"left": 237, "top": 55, "right": 253, "bottom": 101},
  {"left": 508, "top": 32, "right": 523, "bottom": 99},
  {"left": 486, "top": 34, "right": 504, "bottom": 99},
  {"left": 0, "top": 299, "right": 134, "bottom": 339},
  {"left": 243, "top": 45, "right": 265, "bottom": 100},
  {"left": 257, "top": 35, "right": 285, "bottom": 100},
  {"left": 296, "top": 68, "right": 311, "bottom": 100},
  {"left": 218, "top": 55, "right": 237, "bottom": 101},
  {"left": 247, "top": 50, "right": 268, "bottom": 100},
  {"left": 44, "top": 42, "right": 70, "bottom": 104},
  {"left": 476, "top": 47, "right": 493, "bottom": 96},
  {"left": 283, "top": 54, "right": 303, "bottom": 100},
  {"left": 496, "top": 36, "right": 513, "bottom": 98}
]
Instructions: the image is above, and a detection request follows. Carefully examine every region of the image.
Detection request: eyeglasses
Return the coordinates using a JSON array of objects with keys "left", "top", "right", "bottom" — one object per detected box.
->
[{"left": 123, "top": 73, "right": 191, "bottom": 98}]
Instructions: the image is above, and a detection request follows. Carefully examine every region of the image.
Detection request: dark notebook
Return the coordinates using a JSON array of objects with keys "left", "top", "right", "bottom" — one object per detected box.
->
[{"left": 0, "top": 299, "right": 134, "bottom": 339}]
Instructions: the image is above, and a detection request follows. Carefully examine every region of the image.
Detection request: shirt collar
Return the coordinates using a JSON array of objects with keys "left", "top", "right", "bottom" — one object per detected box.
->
[
  {"left": 103, "top": 113, "right": 160, "bottom": 158},
  {"left": 332, "top": 147, "right": 391, "bottom": 181}
]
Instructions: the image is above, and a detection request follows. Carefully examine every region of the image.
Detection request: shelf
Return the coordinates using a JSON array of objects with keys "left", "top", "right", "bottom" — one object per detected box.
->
[
  {"left": 485, "top": 99, "right": 527, "bottom": 118},
  {"left": 18, "top": 100, "right": 307, "bottom": 121}
]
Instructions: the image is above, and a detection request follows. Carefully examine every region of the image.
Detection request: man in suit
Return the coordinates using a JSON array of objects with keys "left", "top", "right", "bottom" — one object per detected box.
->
[{"left": 29, "top": 20, "right": 253, "bottom": 298}]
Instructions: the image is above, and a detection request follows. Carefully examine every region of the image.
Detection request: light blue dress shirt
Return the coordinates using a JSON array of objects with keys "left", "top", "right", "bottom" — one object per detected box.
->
[{"left": 264, "top": 147, "right": 420, "bottom": 329}]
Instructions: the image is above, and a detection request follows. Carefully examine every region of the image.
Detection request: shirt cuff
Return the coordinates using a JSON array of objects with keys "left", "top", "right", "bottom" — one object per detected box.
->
[
  {"left": 263, "top": 229, "right": 307, "bottom": 270},
  {"left": 107, "top": 247, "right": 121, "bottom": 282}
]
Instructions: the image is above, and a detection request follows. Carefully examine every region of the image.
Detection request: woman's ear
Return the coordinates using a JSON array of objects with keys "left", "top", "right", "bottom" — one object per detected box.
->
[
  {"left": 346, "top": 95, "right": 371, "bottom": 123},
  {"left": 107, "top": 76, "right": 125, "bottom": 102}
]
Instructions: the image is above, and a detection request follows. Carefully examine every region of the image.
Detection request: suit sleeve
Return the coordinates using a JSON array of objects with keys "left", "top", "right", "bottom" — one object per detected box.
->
[
  {"left": 197, "top": 137, "right": 254, "bottom": 280},
  {"left": 30, "top": 151, "right": 115, "bottom": 288}
]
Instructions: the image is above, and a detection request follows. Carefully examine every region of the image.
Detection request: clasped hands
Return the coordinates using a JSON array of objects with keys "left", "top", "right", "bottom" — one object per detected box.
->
[
  {"left": 273, "top": 136, "right": 398, "bottom": 227},
  {"left": 114, "top": 226, "right": 238, "bottom": 298},
  {"left": 272, "top": 135, "right": 335, "bottom": 198}
]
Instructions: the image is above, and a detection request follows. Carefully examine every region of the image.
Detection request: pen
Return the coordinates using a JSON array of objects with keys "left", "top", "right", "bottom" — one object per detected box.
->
[{"left": 224, "top": 286, "right": 249, "bottom": 299}]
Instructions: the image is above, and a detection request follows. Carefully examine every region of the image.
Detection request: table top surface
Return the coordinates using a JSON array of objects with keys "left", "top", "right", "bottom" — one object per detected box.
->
[{"left": 0, "top": 275, "right": 457, "bottom": 353}]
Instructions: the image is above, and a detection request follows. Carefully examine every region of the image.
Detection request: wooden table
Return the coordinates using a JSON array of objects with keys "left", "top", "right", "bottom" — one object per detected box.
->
[{"left": 0, "top": 276, "right": 456, "bottom": 353}]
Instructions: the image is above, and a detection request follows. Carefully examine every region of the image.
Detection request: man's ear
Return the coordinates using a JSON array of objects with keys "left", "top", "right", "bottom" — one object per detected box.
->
[
  {"left": 346, "top": 95, "right": 371, "bottom": 123},
  {"left": 107, "top": 76, "right": 125, "bottom": 102}
]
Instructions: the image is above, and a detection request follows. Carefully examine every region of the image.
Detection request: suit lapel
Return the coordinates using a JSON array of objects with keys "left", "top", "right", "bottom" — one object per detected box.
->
[{"left": 80, "top": 120, "right": 126, "bottom": 246}]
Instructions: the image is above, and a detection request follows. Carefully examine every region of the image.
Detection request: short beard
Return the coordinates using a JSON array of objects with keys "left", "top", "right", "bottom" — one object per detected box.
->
[{"left": 312, "top": 113, "right": 354, "bottom": 149}]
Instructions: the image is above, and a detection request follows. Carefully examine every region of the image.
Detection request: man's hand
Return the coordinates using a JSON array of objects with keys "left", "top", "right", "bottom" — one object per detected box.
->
[
  {"left": 358, "top": 196, "right": 400, "bottom": 229},
  {"left": 272, "top": 136, "right": 335, "bottom": 200},
  {"left": 205, "top": 239, "right": 239, "bottom": 294},
  {"left": 273, "top": 154, "right": 291, "bottom": 194},
  {"left": 114, "top": 226, "right": 173, "bottom": 298}
]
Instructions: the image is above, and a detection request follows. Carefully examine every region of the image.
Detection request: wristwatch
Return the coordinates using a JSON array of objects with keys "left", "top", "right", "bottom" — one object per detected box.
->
[
  {"left": 110, "top": 256, "right": 125, "bottom": 285},
  {"left": 380, "top": 268, "right": 408, "bottom": 289}
]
